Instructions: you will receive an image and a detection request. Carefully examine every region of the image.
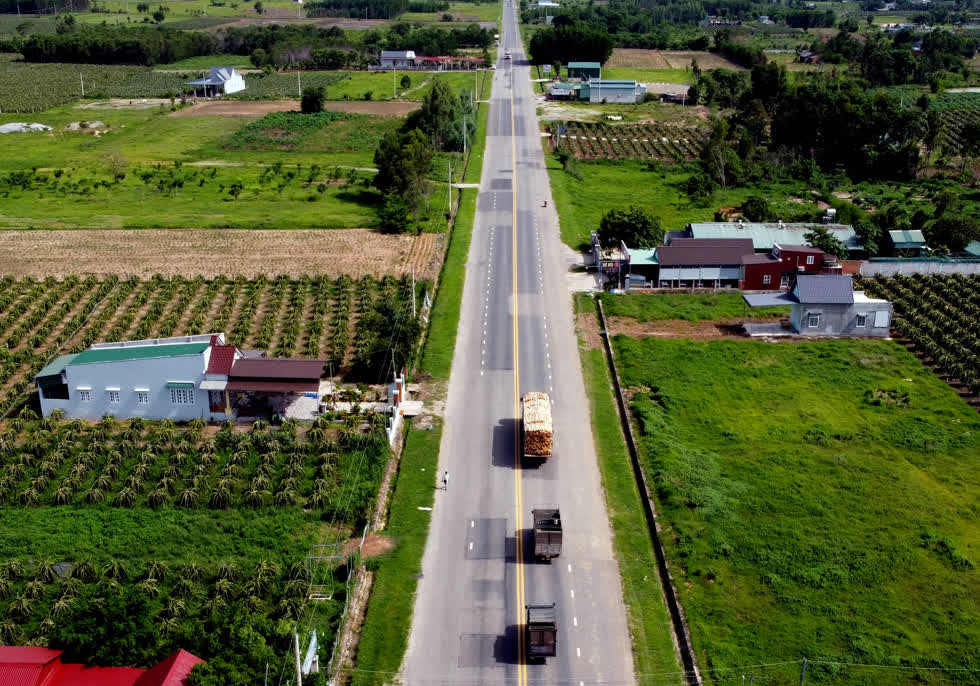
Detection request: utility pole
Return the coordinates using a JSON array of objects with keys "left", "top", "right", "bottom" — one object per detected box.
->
[
  {"left": 293, "top": 632, "right": 303, "bottom": 686},
  {"left": 393, "top": 67, "right": 397, "bottom": 99},
  {"left": 297, "top": 71, "right": 302, "bottom": 98},
  {"left": 800, "top": 658, "right": 807, "bottom": 685},
  {"left": 80, "top": 73, "right": 84, "bottom": 98},
  {"left": 411, "top": 268, "right": 416, "bottom": 317},
  {"left": 264, "top": 664, "right": 268, "bottom": 686}
]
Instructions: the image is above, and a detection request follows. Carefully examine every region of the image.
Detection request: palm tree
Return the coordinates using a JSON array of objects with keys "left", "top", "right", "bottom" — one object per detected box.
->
[
  {"left": 69, "top": 559, "right": 96, "bottom": 581},
  {"left": 136, "top": 578, "right": 160, "bottom": 598},
  {"left": 34, "top": 558, "right": 56, "bottom": 584},
  {"left": 0, "top": 576, "right": 11, "bottom": 599},
  {"left": 9, "top": 594, "right": 32, "bottom": 619},
  {"left": 171, "top": 576, "right": 196, "bottom": 599},
  {"left": 180, "top": 562, "right": 204, "bottom": 581},
  {"left": 178, "top": 488, "right": 199, "bottom": 508},
  {"left": 202, "top": 595, "right": 227, "bottom": 616},
  {"left": 24, "top": 580, "right": 46, "bottom": 599},
  {"left": 50, "top": 596, "right": 74, "bottom": 617},
  {"left": 163, "top": 596, "right": 186, "bottom": 619},
  {"left": 209, "top": 486, "right": 231, "bottom": 509},
  {"left": 93, "top": 474, "right": 113, "bottom": 491},
  {"left": 0, "top": 619, "right": 19, "bottom": 645},
  {"left": 244, "top": 489, "right": 268, "bottom": 508},
  {"left": 145, "top": 560, "right": 168, "bottom": 581},
  {"left": 114, "top": 488, "right": 137, "bottom": 507},
  {"left": 147, "top": 489, "right": 168, "bottom": 509},
  {"left": 101, "top": 560, "right": 128, "bottom": 582}
]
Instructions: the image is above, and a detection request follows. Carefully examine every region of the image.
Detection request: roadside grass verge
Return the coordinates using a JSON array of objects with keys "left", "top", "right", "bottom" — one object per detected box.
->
[
  {"left": 348, "top": 419, "right": 441, "bottom": 686},
  {"left": 599, "top": 291, "right": 789, "bottom": 321},
  {"left": 614, "top": 335, "right": 980, "bottom": 679},
  {"left": 575, "top": 294, "right": 681, "bottom": 682},
  {"left": 419, "top": 101, "right": 486, "bottom": 377}
]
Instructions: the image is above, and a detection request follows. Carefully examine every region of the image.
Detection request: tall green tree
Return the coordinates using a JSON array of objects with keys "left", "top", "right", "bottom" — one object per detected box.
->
[
  {"left": 804, "top": 226, "right": 849, "bottom": 259},
  {"left": 373, "top": 128, "right": 434, "bottom": 218},
  {"left": 597, "top": 206, "right": 663, "bottom": 248}
]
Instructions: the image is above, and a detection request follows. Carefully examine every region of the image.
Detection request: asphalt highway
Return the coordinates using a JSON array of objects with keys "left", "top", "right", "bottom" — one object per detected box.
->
[{"left": 400, "top": 4, "right": 636, "bottom": 684}]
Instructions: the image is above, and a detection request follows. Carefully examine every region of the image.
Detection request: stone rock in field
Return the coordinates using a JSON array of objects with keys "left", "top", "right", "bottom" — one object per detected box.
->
[{"left": 0, "top": 122, "right": 52, "bottom": 134}]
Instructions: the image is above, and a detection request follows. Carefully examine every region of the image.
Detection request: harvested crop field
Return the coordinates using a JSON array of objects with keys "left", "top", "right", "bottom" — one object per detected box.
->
[
  {"left": 172, "top": 99, "right": 421, "bottom": 117},
  {"left": 0, "top": 229, "right": 443, "bottom": 280},
  {"left": 606, "top": 49, "right": 744, "bottom": 71}
]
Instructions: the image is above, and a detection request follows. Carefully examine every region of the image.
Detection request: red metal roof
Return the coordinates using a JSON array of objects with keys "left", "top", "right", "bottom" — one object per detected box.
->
[
  {"left": 51, "top": 663, "right": 144, "bottom": 686},
  {"left": 226, "top": 380, "right": 320, "bottom": 393},
  {"left": 206, "top": 344, "right": 238, "bottom": 375},
  {"left": 229, "top": 358, "right": 324, "bottom": 381},
  {"left": 0, "top": 648, "right": 203, "bottom": 686},
  {"left": 135, "top": 650, "right": 204, "bottom": 686}
]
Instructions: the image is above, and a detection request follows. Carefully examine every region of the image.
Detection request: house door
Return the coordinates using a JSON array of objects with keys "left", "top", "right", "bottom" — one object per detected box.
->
[
  {"left": 209, "top": 390, "right": 225, "bottom": 412},
  {"left": 780, "top": 274, "right": 789, "bottom": 289}
]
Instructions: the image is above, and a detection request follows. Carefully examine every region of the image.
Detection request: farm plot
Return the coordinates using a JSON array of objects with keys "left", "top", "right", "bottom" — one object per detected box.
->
[
  {"left": 560, "top": 121, "right": 706, "bottom": 162},
  {"left": 0, "top": 411, "right": 390, "bottom": 677},
  {"left": 0, "top": 229, "right": 442, "bottom": 280},
  {"left": 609, "top": 332, "right": 980, "bottom": 683},
  {"left": 931, "top": 92, "right": 980, "bottom": 157},
  {"left": 856, "top": 273, "right": 980, "bottom": 403},
  {"left": 0, "top": 273, "right": 427, "bottom": 418}
]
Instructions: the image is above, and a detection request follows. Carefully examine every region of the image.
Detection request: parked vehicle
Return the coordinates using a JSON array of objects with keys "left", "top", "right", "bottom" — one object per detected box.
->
[
  {"left": 521, "top": 392, "right": 552, "bottom": 459},
  {"left": 526, "top": 603, "right": 557, "bottom": 659},
  {"left": 532, "top": 507, "right": 562, "bottom": 560},
  {"left": 505, "top": 52, "right": 512, "bottom": 60}
]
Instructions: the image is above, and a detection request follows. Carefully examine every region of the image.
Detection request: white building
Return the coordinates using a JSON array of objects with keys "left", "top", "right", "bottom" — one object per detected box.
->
[
  {"left": 379, "top": 50, "right": 417, "bottom": 69},
  {"left": 185, "top": 67, "right": 246, "bottom": 97},
  {"left": 36, "top": 334, "right": 324, "bottom": 421}
]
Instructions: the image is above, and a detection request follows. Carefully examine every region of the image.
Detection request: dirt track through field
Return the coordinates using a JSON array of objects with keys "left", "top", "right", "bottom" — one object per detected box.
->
[
  {"left": 0, "top": 229, "right": 442, "bottom": 280},
  {"left": 171, "top": 100, "right": 420, "bottom": 117}
]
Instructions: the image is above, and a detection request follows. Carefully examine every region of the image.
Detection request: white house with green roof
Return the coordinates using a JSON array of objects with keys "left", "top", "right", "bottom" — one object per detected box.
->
[{"left": 35, "top": 334, "right": 224, "bottom": 421}]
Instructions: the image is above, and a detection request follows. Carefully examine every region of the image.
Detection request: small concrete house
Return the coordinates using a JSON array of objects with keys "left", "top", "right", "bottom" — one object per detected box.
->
[
  {"left": 185, "top": 67, "right": 246, "bottom": 96},
  {"left": 36, "top": 333, "right": 325, "bottom": 421},
  {"left": 379, "top": 50, "right": 416, "bottom": 69},
  {"left": 742, "top": 275, "right": 892, "bottom": 337}
]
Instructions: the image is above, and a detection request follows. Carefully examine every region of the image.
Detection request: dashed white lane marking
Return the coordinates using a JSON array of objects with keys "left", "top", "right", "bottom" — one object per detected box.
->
[
  {"left": 469, "top": 542, "right": 473, "bottom": 550},
  {"left": 570, "top": 589, "right": 574, "bottom": 598},
  {"left": 573, "top": 616, "right": 578, "bottom": 627},
  {"left": 567, "top": 564, "right": 572, "bottom": 573},
  {"left": 471, "top": 520, "right": 474, "bottom": 528},
  {"left": 577, "top": 647, "right": 581, "bottom": 658}
]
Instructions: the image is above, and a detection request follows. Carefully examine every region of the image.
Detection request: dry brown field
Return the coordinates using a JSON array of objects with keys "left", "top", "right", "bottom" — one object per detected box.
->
[
  {"left": 171, "top": 99, "right": 421, "bottom": 117},
  {"left": 0, "top": 229, "right": 443, "bottom": 280},
  {"left": 606, "top": 49, "right": 745, "bottom": 71}
]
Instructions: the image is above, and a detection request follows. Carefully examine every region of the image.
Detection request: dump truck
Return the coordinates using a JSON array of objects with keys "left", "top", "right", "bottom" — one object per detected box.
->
[
  {"left": 532, "top": 506, "right": 562, "bottom": 560},
  {"left": 526, "top": 603, "right": 557, "bottom": 659},
  {"left": 521, "top": 392, "right": 552, "bottom": 460}
]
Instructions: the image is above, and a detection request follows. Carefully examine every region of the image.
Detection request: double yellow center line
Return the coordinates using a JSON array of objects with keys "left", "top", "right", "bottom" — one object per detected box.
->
[{"left": 508, "top": 46, "right": 529, "bottom": 686}]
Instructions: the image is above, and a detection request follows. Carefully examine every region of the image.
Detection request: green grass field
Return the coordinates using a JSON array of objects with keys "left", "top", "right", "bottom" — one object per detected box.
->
[
  {"left": 600, "top": 67, "right": 695, "bottom": 84},
  {"left": 576, "top": 294, "right": 681, "bottom": 682},
  {"left": 599, "top": 292, "right": 789, "bottom": 322},
  {"left": 610, "top": 334, "right": 980, "bottom": 682},
  {"left": 545, "top": 158, "right": 770, "bottom": 251},
  {"left": 158, "top": 54, "right": 255, "bottom": 70},
  {"left": 401, "top": 0, "right": 500, "bottom": 21}
]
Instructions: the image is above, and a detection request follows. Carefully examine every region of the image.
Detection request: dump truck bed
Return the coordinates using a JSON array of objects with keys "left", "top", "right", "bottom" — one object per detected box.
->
[
  {"left": 526, "top": 603, "right": 557, "bottom": 658},
  {"left": 532, "top": 507, "right": 562, "bottom": 559}
]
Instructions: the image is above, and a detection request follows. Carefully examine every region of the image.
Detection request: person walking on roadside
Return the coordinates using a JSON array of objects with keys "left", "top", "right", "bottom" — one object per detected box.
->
[{"left": 443, "top": 471, "right": 450, "bottom": 491}]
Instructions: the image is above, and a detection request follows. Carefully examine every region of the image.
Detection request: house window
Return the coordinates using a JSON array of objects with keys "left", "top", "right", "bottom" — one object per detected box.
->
[
  {"left": 762, "top": 274, "right": 772, "bottom": 285},
  {"left": 136, "top": 391, "right": 149, "bottom": 404},
  {"left": 856, "top": 314, "right": 867, "bottom": 327},
  {"left": 806, "top": 255, "right": 815, "bottom": 265},
  {"left": 807, "top": 314, "right": 820, "bottom": 328},
  {"left": 107, "top": 390, "right": 120, "bottom": 404},
  {"left": 78, "top": 390, "right": 91, "bottom": 402},
  {"left": 170, "top": 389, "right": 195, "bottom": 405}
]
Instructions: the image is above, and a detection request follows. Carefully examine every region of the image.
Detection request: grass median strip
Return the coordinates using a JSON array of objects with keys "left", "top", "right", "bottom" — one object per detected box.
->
[
  {"left": 576, "top": 293, "right": 682, "bottom": 682},
  {"left": 348, "top": 420, "right": 442, "bottom": 686}
]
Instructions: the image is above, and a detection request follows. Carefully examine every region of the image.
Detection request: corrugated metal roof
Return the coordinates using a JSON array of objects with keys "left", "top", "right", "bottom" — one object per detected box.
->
[
  {"left": 629, "top": 248, "right": 658, "bottom": 265},
  {"left": 965, "top": 240, "right": 980, "bottom": 257},
  {"left": 741, "top": 253, "right": 777, "bottom": 264},
  {"left": 656, "top": 238, "right": 754, "bottom": 266},
  {"left": 568, "top": 61, "right": 600, "bottom": 68},
  {"left": 229, "top": 358, "right": 324, "bottom": 380},
  {"left": 225, "top": 380, "right": 319, "bottom": 393},
  {"left": 134, "top": 650, "right": 205, "bottom": 686},
  {"left": 35, "top": 353, "right": 78, "bottom": 380},
  {"left": 793, "top": 275, "right": 854, "bottom": 304},
  {"left": 688, "top": 222, "right": 861, "bottom": 251},
  {"left": 52, "top": 663, "right": 144, "bottom": 686},
  {"left": 0, "top": 647, "right": 62, "bottom": 664},
  {"left": 71, "top": 343, "right": 208, "bottom": 366},
  {"left": 888, "top": 229, "right": 926, "bottom": 247}
]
